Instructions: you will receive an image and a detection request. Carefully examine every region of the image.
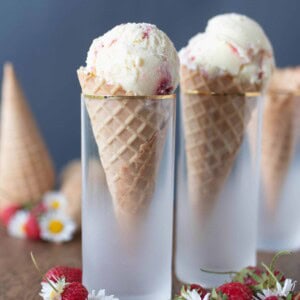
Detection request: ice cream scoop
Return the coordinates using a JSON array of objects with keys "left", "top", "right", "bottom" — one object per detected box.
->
[
  {"left": 179, "top": 13, "right": 274, "bottom": 220},
  {"left": 180, "top": 13, "right": 274, "bottom": 90},
  {"left": 80, "top": 22, "right": 179, "bottom": 96},
  {"left": 78, "top": 23, "right": 178, "bottom": 237}
]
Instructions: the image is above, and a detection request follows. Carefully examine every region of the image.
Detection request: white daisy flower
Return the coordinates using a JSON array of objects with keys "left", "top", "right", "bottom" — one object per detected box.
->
[
  {"left": 180, "top": 289, "right": 210, "bottom": 300},
  {"left": 88, "top": 289, "right": 119, "bottom": 300},
  {"left": 40, "top": 212, "right": 77, "bottom": 243},
  {"left": 7, "top": 210, "right": 29, "bottom": 239},
  {"left": 40, "top": 277, "right": 66, "bottom": 300},
  {"left": 43, "top": 191, "right": 67, "bottom": 211},
  {"left": 255, "top": 279, "right": 296, "bottom": 299}
]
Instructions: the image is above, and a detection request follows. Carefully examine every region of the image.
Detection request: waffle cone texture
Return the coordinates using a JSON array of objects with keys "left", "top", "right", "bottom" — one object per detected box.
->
[
  {"left": 260, "top": 68, "right": 300, "bottom": 214},
  {"left": 0, "top": 63, "right": 55, "bottom": 208},
  {"left": 180, "top": 66, "right": 256, "bottom": 215},
  {"left": 78, "top": 70, "right": 169, "bottom": 228}
]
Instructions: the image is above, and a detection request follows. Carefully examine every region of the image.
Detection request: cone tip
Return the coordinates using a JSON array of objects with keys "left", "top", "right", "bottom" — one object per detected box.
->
[{"left": 3, "top": 62, "right": 15, "bottom": 78}]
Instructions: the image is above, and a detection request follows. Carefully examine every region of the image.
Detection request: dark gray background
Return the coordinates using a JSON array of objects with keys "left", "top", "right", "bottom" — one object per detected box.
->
[{"left": 0, "top": 0, "right": 298, "bottom": 171}]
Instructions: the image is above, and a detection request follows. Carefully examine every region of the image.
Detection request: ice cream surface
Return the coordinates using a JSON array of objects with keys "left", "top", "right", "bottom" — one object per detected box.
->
[
  {"left": 179, "top": 13, "right": 274, "bottom": 89},
  {"left": 80, "top": 23, "right": 179, "bottom": 95}
]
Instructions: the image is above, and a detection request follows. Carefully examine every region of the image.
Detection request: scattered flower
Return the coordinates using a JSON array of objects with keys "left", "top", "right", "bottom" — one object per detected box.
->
[
  {"left": 43, "top": 191, "right": 67, "bottom": 212},
  {"left": 88, "top": 289, "right": 119, "bottom": 300},
  {"left": 180, "top": 289, "right": 210, "bottom": 300},
  {"left": 7, "top": 210, "right": 29, "bottom": 238},
  {"left": 255, "top": 279, "right": 296, "bottom": 299},
  {"left": 40, "top": 212, "right": 76, "bottom": 243},
  {"left": 40, "top": 277, "right": 66, "bottom": 300}
]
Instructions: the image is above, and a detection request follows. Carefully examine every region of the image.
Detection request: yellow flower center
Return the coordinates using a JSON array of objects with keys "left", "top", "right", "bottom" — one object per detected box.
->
[
  {"left": 51, "top": 200, "right": 60, "bottom": 210},
  {"left": 48, "top": 220, "right": 64, "bottom": 234},
  {"left": 20, "top": 224, "right": 26, "bottom": 233}
]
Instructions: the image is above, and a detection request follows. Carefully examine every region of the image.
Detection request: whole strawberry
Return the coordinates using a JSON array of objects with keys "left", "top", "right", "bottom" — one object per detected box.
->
[
  {"left": 61, "top": 281, "right": 88, "bottom": 300},
  {"left": 0, "top": 204, "right": 20, "bottom": 226},
  {"left": 216, "top": 282, "right": 253, "bottom": 300},
  {"left": 24, "top": 213, "right": 40, "bottom": 240},
  {"left": 44, "top": 266, "right": 82, "bottom": 283}
]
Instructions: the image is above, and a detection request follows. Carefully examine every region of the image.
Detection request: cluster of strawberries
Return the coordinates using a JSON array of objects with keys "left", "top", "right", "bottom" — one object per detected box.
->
[
  {"left": 174, "top": 252, "right": 300, "bottom": 300},
  {"left": 40, "top": 266, "right": 88, "bottom": 300}
]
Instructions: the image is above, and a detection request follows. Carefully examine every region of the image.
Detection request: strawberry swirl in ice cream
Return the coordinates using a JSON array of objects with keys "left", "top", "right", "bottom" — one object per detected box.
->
[
  {"left": 80, "top": 23, "right": 179, "bottom": 95},
  {"left": 180, "top": 13, "right": 275, "bottom": 89}
]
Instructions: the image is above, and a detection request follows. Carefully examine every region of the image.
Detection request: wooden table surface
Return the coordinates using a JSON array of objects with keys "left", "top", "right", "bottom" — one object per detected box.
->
[{"left": 1, "top": 225, "right": 300, "bottom": 299}]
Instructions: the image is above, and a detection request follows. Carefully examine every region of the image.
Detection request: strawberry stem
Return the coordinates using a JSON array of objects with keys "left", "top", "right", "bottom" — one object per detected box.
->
[
  {"left": 270, "top": 250, "right": 291, "bottom": 271},
  {"left": 261, "top": 262, "right": 278, "bottom": 285},
  {"left": 30, "top": 252, "right": 58, "bottom": 293}
]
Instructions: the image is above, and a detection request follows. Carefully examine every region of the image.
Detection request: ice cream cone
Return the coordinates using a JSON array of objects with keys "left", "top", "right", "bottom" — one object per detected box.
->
[
  {"left": 60, "top": 159, "right": 105, "bottom": 226},
  {"left": 78, "top": 70, "right": 169, "bottom": 231},
  {"left": 0, "top": 63, "right": 55, "bottom": 209},
  {"left": 261, "top": 92, "right": 295, "bottom": 214},
  {"left": 60, "top": 160, "right": 82, "bottom": 226},
  {"left": 261, "top": 68, "right": 300, "bottom": 214},
  {"left": 180, "top": 66, "right": 256, "bottom": 217}
]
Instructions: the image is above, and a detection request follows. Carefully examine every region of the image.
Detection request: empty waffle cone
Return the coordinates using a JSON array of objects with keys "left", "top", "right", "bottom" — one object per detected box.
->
[
  {"left": 180, "top": 66, "right": 256, "bottom": 218},
  {"left": 60, "top": 159, "right": 106, "bottom": 226},
  {"left": 261, "top": 68, "right": 300, "bottom": 214},
  {"left": 60, "top": 160, "right": 82, "bottom": 226},
  {"left": 0, "top": 63, "right": 55, "bottom": 209},
  {"left": 78, "top": 69, "right": 169, "bottom": 232}
]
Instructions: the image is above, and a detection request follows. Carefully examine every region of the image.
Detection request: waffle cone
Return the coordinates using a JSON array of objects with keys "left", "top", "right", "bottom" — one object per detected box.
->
[
  {"left": 261, "top": 91, "right": 296, "bottom": 214},
  {"left": 78, "top": 69, "right": 169, "bottom": 231},
  {"left": 0, "top": 63, "right": 55, "bottom": 209},
  {"left": 180, "top": 66, "right": 255, "bottom": 217},
  {"left": 60, "top": 160, "right": 82, "bottom": 226}
]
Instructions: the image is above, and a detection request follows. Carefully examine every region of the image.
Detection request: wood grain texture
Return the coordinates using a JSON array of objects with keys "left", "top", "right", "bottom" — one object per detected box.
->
[{"left": 0, "top": 226, "right": 299, "bottom": 299}]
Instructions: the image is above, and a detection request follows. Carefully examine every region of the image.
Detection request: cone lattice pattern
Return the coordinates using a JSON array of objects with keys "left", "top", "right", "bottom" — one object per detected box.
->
[
  {"left": 0, "top": 64, "right": 55, "bottom": 208},
  {"left": 180, "top": 67, "right": 254, "bottom": 212},
  {"left": 78, "top": 70, "right": 169, "bottom": 227},
  {"left": 261, "top": 93, "right": 296, "bottom": 213}
]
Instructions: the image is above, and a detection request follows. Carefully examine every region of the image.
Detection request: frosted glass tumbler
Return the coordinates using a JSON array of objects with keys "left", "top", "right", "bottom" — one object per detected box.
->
[
  {"left": 175, "top": 91, "right": 262, "bottom": 288},
  {"left": 82, "top": 94, "right": 176, "bottom": 300},
  {"left": 258, "top": 92, "right": 300, "bottom": 251}
]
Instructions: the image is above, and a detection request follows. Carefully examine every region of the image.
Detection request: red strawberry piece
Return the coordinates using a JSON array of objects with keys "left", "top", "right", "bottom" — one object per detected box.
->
[
  {"left": 61, "top": 282, "right": 88, "bottom": 300},
  {"left": 243, "top": 266, "right": 263, "bottom": 286},
  {"left": 182, "top": 284, "right": 207, "bottom": 296},
  {"left": 32, "top": 202, "right": 47, "bottom": 216},
  {"left": 293, "top": 292, "right": 300, "bottom": 300},
  {"left": 44, "top": 266, "right": 82, "bottom": 283},
  {"left": 0, "top": 204, "right": 21, "bottom": 226},
  {"left": 217, "top": 282, "right": 253, "bottom": 300},
  {"left": 273, "top": 269, "right": 286, "bottom": 283},
  {"left": 24, "top": 213, "right": 40, "bottom": 240}
]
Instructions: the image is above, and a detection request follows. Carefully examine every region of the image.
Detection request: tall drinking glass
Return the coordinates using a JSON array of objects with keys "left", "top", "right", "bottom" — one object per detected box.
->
[
  {"left": 175, "top": 91, "right": 262, "bottom": 288},
  {"left": 258, "top": 92, "right": 300, "bottom": 250},
  {"left": 82, "top": 94, "right": 176, "bottom": 300}
]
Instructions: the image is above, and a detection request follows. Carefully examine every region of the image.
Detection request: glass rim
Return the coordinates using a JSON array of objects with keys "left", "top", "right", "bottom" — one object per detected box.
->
[
  {"left": 82, "top": 93, "right": 176, "bottom": 100},
  {"left": 268, "top": 89, "right": 300, "bottom": 96},
  {"left": 181, "top": 89, "right": 261, "bottom": 97}
]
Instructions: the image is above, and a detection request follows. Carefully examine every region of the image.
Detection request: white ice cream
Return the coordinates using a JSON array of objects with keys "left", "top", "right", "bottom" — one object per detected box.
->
[
  {"left": 83, "top": 23, "right": 179, "bottom": 95},
  {"left": 180, "top": 13, "right": 275, "bottom": 87}
]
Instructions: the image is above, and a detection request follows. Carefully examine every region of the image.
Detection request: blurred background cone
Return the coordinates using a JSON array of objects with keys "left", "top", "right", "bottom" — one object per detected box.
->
[
  {"left": 261, "top": 68, "right": 300, "bottom": 214},
  {"left": 181, "top": 66, "right": 256, "bottom": 219},
  {"left": 78, "top": 70, "right": 168, "bottom": 234},
  {"left": 0, "top": 63, "right": 55, "bottom": 209},
  {"left": 60, "top": 159, "right": 105, "bottom": 227}
]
